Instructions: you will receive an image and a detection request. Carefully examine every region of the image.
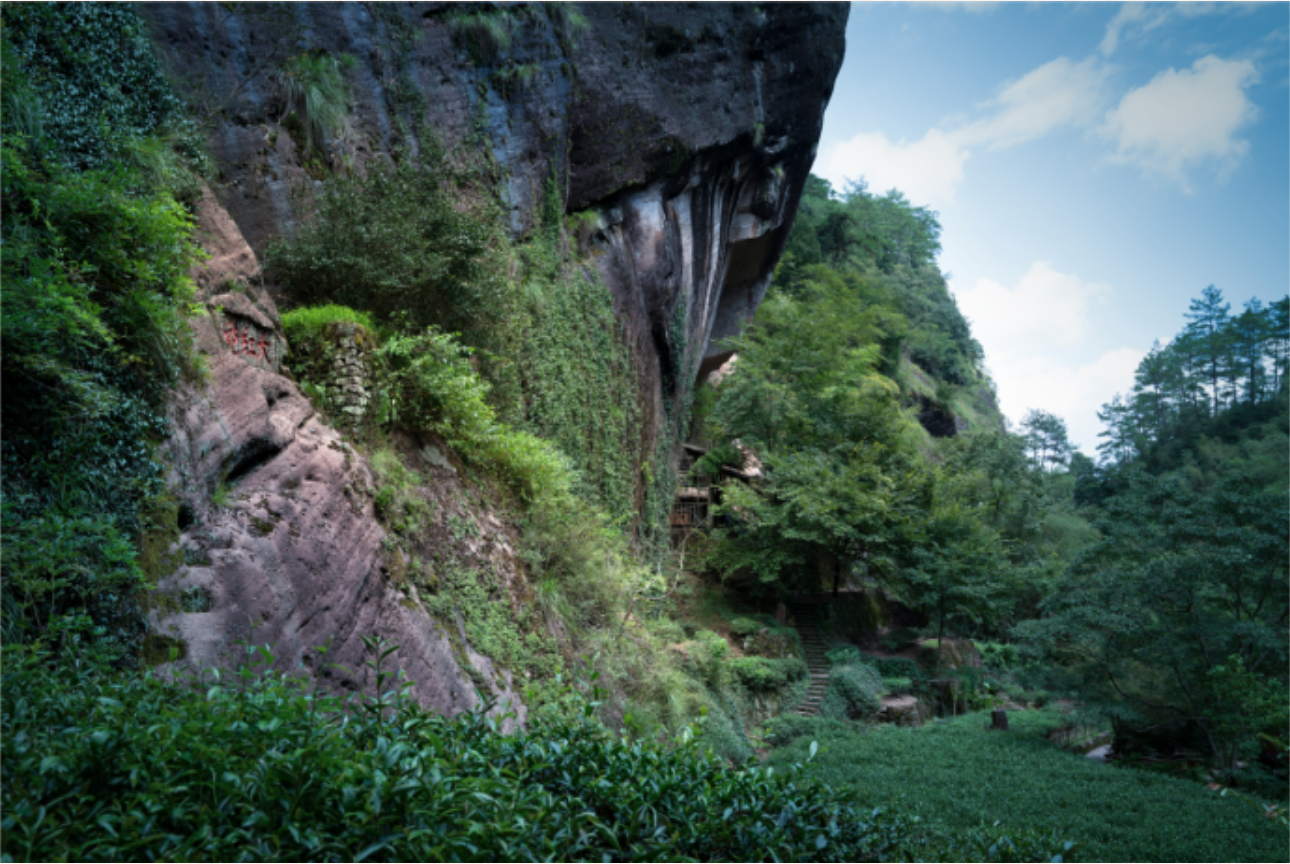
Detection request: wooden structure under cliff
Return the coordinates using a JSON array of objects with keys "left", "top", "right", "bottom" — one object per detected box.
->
[{"left": 670, "top": 443, "right": 760, "bottom": 539}]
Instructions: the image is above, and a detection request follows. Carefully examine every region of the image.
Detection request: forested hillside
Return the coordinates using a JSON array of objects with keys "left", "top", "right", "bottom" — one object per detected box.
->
[{"left": 2, "top": 5, "right": 1286, "bottom": 863}]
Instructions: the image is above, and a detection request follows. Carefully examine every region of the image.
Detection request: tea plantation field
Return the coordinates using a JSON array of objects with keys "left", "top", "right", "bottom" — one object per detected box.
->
[{"left": 766, "top": 709, "right": 1288, "bottom": 862}]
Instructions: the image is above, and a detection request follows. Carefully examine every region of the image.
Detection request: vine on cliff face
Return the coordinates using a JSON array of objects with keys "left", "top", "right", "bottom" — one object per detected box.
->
[{"left": 1, "top": 5, "right": 204, "bottom": 665}]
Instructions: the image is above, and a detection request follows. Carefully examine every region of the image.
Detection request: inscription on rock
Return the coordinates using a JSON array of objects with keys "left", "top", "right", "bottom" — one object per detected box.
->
[{"left": 215, "top": 312, "right": 283, "bottom": 373}]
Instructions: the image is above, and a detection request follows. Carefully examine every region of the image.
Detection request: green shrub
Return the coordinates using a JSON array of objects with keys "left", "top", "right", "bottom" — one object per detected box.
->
[
  {"left": 730, "top": 656, "right": 807, "bottom": 692},
  {"left": 1, "top": 4, "right": 197, "bottom": 172},
  {"left": 767, "top": 709, "right": 1288, "bottom": 863},
  {"left": 820, "top": 663, "right": 883, "bottom": 721},
  {"left": 882, "top": 676, "right": 915, "bottom": 695},
  {"left": 1, "top": 21, "right": 201, "bottom": 667},
  {"left": 281, "top": 304, "right": 376, "bottom": 344},
  {"left": 880, "top": 627, "right": 922, "bottom": 652},
  {"left": 729, "top": 616, "right": 763, "bottom": 638},
  {"left": 863, "top": 652, "right": 922, "bottom": 680},
  {"left": 764, "top": 713, "right": 851, "bottom": 747},
  {"left": 377, "top": 327, "right": 573, "bottom": 500},
  {"left": 369, "top": 449, "right": 432, "bottom": 536},
  {"left": 745, "top": 626, "right": 801, "bottom": 659},
  {"left": 1, "top": 648, "right": 917, "bottom": 862},
  {"left": 977, "top": 640, "right": 1019, "bottom": 669},
  {"left": 826, "top": 643, "right": 864, "bottom": 666},
  {"left": 275, "top": 50, "right": 356, "bottom": 157},
  {"left": 265, "top": 135, "right": 503, "bottom": 340}
]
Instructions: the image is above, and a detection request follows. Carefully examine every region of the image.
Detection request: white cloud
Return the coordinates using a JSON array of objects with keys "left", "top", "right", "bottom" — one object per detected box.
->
[
  {"left": 818, "top": 56, "right": 1110, "bottom": 208},
  {"left": 958, "top": 57, "right": 1113, "bottom": 150},
  {"left": 989, "top": 349, "right": 1145, "bottom": 455},
  {"left": 1101, "top": 55, "right": 1259, "bottom": 191},
  {"left": 952, "top": 262, "right": 1135, "bottom": 454},
  {"left": 954, "top": 262, "right": 1112, "bottom": 358},
  {"left": 814, "top": 128, "right": 969, "bottom": 209},
  {"left": 1100, "top": 2, "right": 1259, "bottom": 57}
]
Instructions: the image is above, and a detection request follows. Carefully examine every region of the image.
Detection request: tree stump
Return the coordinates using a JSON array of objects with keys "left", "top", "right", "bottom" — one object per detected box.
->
[{"left": 991, "top": 707, "right": 1009, "bottom": 731}]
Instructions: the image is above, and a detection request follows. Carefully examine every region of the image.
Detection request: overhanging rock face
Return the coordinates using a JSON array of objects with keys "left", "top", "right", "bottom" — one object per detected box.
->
[
  {"left": 141, "top": 0, "right": 847, "bottom": 452},
  {"left": 139, "top": 2, "right": 846, "bottom": 716},
  {"left": 568, "top": 3, "right": 847, "bottom": 402}
]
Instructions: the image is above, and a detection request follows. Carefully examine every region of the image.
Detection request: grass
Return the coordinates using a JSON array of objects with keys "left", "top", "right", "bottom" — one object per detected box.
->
[{"left": 766, "top": 708, "right": 1288, "bottom": 863}]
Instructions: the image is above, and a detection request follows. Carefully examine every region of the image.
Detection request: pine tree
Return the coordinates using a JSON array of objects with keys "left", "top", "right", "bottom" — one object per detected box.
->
[{"left": 1183, "top": 285, "right": 1231, "bottom": 417}]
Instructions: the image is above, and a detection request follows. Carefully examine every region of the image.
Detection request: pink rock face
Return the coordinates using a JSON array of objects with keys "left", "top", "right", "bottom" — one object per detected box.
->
[{"left": 153, "top": 195, "right": 525, "bottom": 728}]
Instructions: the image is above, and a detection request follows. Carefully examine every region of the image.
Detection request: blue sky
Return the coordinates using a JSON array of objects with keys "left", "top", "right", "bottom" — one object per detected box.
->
[{"left": 812, "top": 2, "right": 1289, "bottom": 454}]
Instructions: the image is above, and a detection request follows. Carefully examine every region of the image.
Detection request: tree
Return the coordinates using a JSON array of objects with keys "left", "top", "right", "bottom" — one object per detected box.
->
[
  {"left": 1228, "top": 298, "right": 1271, "bottom": 407},
  {"left": 1019, "top": 409, "right": 1073, "bottom": 472},
  {"left": 1265, "top": 296, "right": 1289, "bottom": 396},
  {"left": 904, "top": 492, "right": 1010, "bottom": 650},
  {"left": 1183, "top": 285, "right": 1231, "bottom": 417},
  {"left": 1017, "top": 469, "right": 1289, "bottom": 772},
  {"left": 705, "top": 268, "right": 925, "bottom": 596},
  {"left": 1096, "top": 394, "right": 1137, "bottom": 465}
]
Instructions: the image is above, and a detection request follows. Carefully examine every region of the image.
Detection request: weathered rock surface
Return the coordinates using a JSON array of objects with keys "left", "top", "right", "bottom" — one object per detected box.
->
[
  {"left": 140, "top": 2, "right": 846, "bottom": 720},
  {"left": 154, "top": 193, "right": 525, "bottom": 726},
  {"left": 140, "top": 0, "right": 847, "bottom": 471},
  {"left": 878, "top": 694, "right": 927, "bottom": 727}
]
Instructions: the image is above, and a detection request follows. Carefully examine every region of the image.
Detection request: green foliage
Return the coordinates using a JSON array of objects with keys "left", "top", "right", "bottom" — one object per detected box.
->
[
  {"left": 1096, "top": 285, "right": 1289, "bottom": 468},
  {"left": 728, "top": 616, "right": 763, "bottom": 638},
  {"left": 1, "top": 4, "right": 200, "bottom": 173},
  {"left": 280, "top": 304, "right": 376, "bottom": 345},
  {"left": 977, "top": 641, "right": 1020, "bottom": 670},
  {"left": 768, "top": 709, "right": 1288, "bottom": 862},
  {"left": 729, "top": 656, "right": 807, "bottom": 692},
  {"left": 378, "top": 328, "right": 574, "bottom": 500},
  {"left": 879, "top": 627, "right": 923, "bottom": 652},
  {"left": 863, "top": 653, "right": 923, "bottom": 681},
  {"left": 1, "top": 648, "right": 921, "bottom": 863},
  {"left": 1017, "top": 467, "right": 1289, "bottom": 771},
  {"left": 705, "top": 268, "right": 929, "bottom": 596},
  {"left": 519, "top": 494, "right": 652, "bottom": 634},
  {"left": 692, "top": 442, "right": 742, "bottom": 476},
  {"left": 266, "top": 135, "right": 503, "bottom": 340},
  {"left": 493, "top": 229, "right": 642, "bottom": 524},
  {"left": 275, "top": 50, "right": 355, "bottom": 157},
  {"left": 778, "top": 175, "right": 982, "bottom": 386},
  {"left": 370, "top": 449, "right": 433, "bottom": 536},
  {"left": 1, "top": 14, "right": 201, "bottom": 667},
  {"left": 820, "top": 662, "right": 883, "bottom": 721},
  {"left": 449, "top": 9, "right": 519, "bottom": 60},
  {"left": 0, "top": 506, "right": 146, "bottom": 665}
]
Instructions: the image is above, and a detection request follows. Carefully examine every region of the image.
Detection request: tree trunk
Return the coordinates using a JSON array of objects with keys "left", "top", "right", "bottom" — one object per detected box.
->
[{"left": 991, "top": 707, "right": 1009, "bottom": 731}]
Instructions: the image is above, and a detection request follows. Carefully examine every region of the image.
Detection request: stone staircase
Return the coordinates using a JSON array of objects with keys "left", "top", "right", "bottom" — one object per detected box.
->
[{"left": 790, "top": 602, "right": 831, "bottom": 717}]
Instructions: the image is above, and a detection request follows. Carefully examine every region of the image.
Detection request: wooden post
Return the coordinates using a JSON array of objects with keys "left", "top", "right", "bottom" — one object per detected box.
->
[{"left": 991, "top": 707, "right": 1009, "bottom": 731}]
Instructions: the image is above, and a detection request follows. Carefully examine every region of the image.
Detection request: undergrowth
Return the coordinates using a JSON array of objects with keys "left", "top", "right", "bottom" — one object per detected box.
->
[
  {"left": 767, "top": 709, "right": 1288, "bottom": 863},
  {"left": 1, "top": 644, "right": 915, "bottom": 863}
]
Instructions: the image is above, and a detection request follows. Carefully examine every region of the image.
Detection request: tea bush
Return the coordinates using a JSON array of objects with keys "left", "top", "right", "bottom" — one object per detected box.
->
[
  {"left": 767, "top": 709, "right": 1289, "bottom": 863},
  {"left": 280, "top": 304, "right": 376, "bottom": 344},
  {"left": 729, "top": 656, "right": 808, "bottom": 692},
  {"left": 820, "top": 662, "right": 883, "bottom": 721},
  {"left": 1, "top": 648, "right": 918, "bottom": 863}
]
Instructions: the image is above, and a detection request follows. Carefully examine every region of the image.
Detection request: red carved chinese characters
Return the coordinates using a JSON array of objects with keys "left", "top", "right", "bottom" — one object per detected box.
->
[
  {"left": 254, "top": 333, "right": 272, "bottom": 363},
  {"left": 222, "top": 319, "right": 273, "bottom": 366}
]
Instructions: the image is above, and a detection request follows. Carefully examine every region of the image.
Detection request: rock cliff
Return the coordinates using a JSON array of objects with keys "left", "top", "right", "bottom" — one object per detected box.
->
[{"left": 140, "top": 2, "right": 846, "bottom": 715}]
